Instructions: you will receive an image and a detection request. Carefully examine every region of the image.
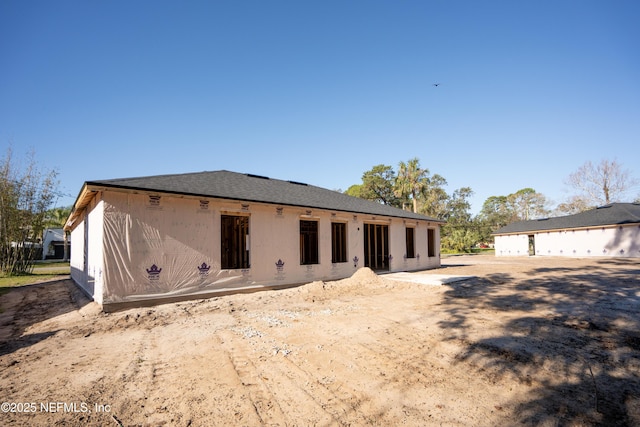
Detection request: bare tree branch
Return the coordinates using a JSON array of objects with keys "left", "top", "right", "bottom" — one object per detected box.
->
[{"left": 565, "top": 159, "right": 638, "bottom": 207}]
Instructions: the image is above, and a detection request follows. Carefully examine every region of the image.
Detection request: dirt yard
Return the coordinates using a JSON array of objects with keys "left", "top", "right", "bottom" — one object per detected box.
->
[{"left": 1, "top": 255, "right": 639, "bottom": 426}]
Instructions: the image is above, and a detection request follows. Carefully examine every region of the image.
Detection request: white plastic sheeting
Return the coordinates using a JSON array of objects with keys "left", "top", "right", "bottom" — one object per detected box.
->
[
  {"left": 70, "top": 190, "right": 442, "bottom": 307},
  {"left": 102, "top": 192, "right": 234, "bottom": 303}
]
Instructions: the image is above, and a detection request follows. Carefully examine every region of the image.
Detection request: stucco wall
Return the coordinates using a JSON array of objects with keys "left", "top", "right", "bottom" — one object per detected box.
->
[
  {"left": 85, "top": 191, "right": 441, "bottom": 306},
  {"left": 494, "top": 234, "right": 530, "bottom": 256},
  {"left": 534, "top": 225, "right": 640, "bottom": 257},
  {"left": 495, "top": 224, "right": 640, "bottom": 257}
]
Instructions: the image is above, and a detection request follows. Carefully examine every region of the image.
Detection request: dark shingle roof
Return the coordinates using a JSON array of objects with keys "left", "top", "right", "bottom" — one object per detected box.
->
[
  {"left": 85, "top": 170, "right": 442, "bottom": 222},
  {"left": 493, "top": 203, "right": 640, "bottom": 235}
]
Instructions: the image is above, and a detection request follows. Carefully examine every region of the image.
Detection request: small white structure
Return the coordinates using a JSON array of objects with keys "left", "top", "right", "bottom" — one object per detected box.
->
[
  {"left": 493, "top": 203, "right": 640, "bottom": 257},
  {"left": 65, "top": 171, "right": 444, "bottom": 311},
  {"left": 42, "top": 228, "right": 67, "bottom": 260}
]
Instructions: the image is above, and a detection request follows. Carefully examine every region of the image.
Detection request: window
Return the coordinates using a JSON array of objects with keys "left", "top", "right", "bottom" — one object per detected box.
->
[
  {"left": 331, "top": 222, "right": 347, "bottom": 263},
  {"left": 428, "top": 228, "right": 436, "bottom": 257},
  {"left": 221, "top": 215, "right": 250, "bottom": 269},
  {"left": 300, "top": 220, "right": 319, "bottom": 265},
  {"left": 406, "top": 227, "right": 415, "bottom": 258}
]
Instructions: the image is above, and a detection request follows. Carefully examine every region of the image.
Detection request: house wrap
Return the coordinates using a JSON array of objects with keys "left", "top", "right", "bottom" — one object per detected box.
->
[
  {"left": 493, "top": 203, "right": 640, "bottom": 257},
  {"left": 65, "top": 170, "right": 444, "bottom": 311}
]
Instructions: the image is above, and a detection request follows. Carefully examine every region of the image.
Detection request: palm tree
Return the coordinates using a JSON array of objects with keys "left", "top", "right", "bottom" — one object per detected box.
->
[
  {"left": 44, "top": 206, "right": 72, "bottom": 228},
  {"left": 43, "top": 206, "right": 72, "bottom": 261},
  {"left": 394, "top": 158, "right": 428, "bottom": 213}
]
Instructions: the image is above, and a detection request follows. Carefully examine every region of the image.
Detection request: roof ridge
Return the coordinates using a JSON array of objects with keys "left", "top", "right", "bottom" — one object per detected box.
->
[
  {"left": 493, "top": 202, "right": 640, "bottom": 235},
  {"left": 80, "top": 170, "right": 443, "bottom": 223},
  {"left": 89, "top": 169, "right": 227, "bottom": 183}
]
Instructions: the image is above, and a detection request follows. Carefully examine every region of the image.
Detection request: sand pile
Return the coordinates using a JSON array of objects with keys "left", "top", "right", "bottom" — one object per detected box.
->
[
  {"left": 296, "top": 280, "right": 327, "bottom": 302},
  {"left": 348, "top": 267, "right": 382, "bottom": 285},
  {"left": 299, "top": 268, "right": 386, "bottom": 302}
]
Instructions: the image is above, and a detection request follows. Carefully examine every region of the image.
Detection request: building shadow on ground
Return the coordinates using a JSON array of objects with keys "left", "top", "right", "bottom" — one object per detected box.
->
[
  {"left": 439, "top": 259, "right": 640, "bottom": 426},
  {"left": 0, "top": 278, "right": 91, "bottom": 357}
]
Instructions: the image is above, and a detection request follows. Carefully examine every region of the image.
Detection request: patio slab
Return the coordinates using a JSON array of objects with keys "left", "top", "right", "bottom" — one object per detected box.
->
[{"left": 383, "top": 271, "right": 475, "bottom": 286}]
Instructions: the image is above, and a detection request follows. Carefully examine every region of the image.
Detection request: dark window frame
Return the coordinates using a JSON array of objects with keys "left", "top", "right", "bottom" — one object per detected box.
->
[
  {"left": 221, "top": 215, "right": 250, "bottom": 269},
  {"left": 406, "top": 227, "right": 416, "bottom": 259},
  {"left": 331, "top": 222, "right": 347, "bottom": 263},
  {"left": 427, "top": 228, "right": 436, "bottom": 257},
  {"left": 300, "top": 220, "right": 319, "bottom": 265}
]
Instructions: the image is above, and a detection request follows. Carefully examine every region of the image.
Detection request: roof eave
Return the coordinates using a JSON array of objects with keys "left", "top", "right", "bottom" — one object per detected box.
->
[
  {"left": 493, "top": 221, "right": 640, "bottom": 236},
  {"left": 64, "top": 183, "right": 101, "bottom": 231}
]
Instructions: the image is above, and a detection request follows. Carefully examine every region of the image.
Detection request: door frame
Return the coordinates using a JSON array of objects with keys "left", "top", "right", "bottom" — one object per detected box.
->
[
  {"left": 528, "top": 234, "right": 535, "bottom": 256},
  {"left": 364, "top": 223, "right": 389, "bottom": 271}
]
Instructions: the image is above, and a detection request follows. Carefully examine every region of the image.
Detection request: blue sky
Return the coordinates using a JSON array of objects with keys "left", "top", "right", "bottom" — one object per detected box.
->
[{"left": 2, "top": 0, "right": 639, "bottom": 214}]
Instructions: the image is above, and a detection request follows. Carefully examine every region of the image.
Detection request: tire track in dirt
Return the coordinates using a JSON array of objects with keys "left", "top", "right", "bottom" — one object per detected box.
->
[
  {"left": 224, "top": 306, "right": 384, "bottom": 424},
  {"left": 283, "top": 312, "right": 434, "bottom": 424},
  {"left": 221, "top": 320, "right": 380, "bottom": 425},
  {"left": 97, "top": 329, "right": 158, "bottom": 425},
  {"left": 221, "top": 279, "right": 434, "bottom": 421},
  {"left": 268, "top": 348, "right": 375, "bottom": 425},
  {"left": 128, "top": 326, "right": 217, "bottom": 426},
  {"left": 300, "top": 310, "right": 496, "bottom": 425},
  {"left": 219, "top": 329, "right": 287, "bottom": 425}
]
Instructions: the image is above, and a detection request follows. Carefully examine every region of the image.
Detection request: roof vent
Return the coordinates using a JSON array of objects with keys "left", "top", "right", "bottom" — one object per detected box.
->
[
  {"left": 246, "top": 173, "right": 270, "bottom": 180},
  {"left": 288, "top": 180, "right": 308, "bottom": 186}
]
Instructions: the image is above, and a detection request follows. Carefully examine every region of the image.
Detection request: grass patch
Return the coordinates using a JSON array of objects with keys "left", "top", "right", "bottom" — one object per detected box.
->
[
  {"left": 34, "top": 261, "right": 70, "bottom": 269},
  {"left": 471, "top": 248, "right": 495, "bottom": 255},
  {"left": 0, "top": 262, "right": 70, "bottom": 289},
  {"left": 441, "top": 248, "right": 495, "bottom": 256},
  {"left": 0, "top": 274, "right": 67, "bottom": 288}
]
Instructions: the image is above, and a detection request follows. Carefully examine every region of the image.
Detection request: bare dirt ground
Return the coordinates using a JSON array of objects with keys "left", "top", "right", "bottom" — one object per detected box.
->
[{"left": 1, "top": 255, "right": 639, "bottom": 426}]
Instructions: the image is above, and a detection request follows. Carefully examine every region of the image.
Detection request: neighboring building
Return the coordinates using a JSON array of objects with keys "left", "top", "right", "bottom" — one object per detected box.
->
[
  {"left": 493, "top": 203, "right": 640, "bottom": 257},
  {"left": 42, "top": 228, "right": 69, "bottom": 260},
  {"left": 64, "top": 170, "right": 444, "bottom": 311}
]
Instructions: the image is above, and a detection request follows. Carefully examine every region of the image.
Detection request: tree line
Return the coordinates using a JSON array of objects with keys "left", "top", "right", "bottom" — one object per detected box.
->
[
  {"left": 0, "top": 147, "right": 69, "bottom": 275},
  {"left": 345, "top": 158, "right": 639, "bottom": 253},
  {"left": 1, "top": 145, "right": 637, "bottom": 274}
]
